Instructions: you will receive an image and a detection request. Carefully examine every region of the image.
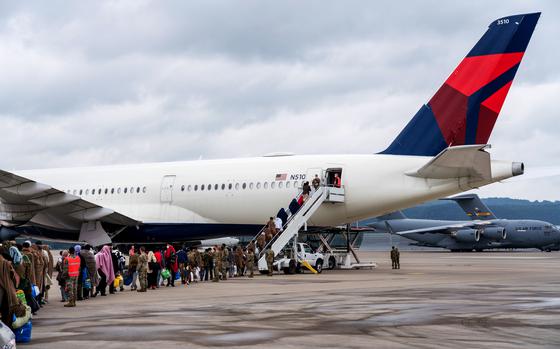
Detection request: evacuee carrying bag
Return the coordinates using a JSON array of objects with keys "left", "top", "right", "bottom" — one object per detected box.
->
[{"left": 161, "top": 268, "right": 171, "bottom": 280}]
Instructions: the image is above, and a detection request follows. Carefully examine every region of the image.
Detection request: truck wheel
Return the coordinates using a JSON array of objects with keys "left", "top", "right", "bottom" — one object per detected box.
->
[
  {"left": 328, "top": 256, "right": 336, "bottom": 270},
  {"left": 315, "top": 259, "right": 323, "bottom": 274},
  {"left": 288, "top": 259, "right": 297, "bottom": 274}
]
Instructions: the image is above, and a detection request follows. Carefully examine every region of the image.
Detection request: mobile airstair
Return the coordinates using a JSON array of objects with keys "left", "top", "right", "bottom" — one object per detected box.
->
[{"left": 252, "top": 185, "right": 345, "bottom": 271}]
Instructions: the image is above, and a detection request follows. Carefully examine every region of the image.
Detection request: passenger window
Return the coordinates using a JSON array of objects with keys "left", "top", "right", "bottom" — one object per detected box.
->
[
  {"left": 142, "top": 186, "right": 147, "bottom": 193},
  {"left": 124, "top": 187, "right": 128, "bottom": 194},
  {"left": 221, "top": 184, "right": 225, "bottom": 190},
  {"left": 111, "top": 188, "right": 114, "bottom": 194},
  {"left": 181, "top": 185, "right": 185, "bottom": 192},
  {"left": 187, "top": 185, "right": 192, "bottom": 192},
  {"left": 264, "top": 182, "right": 268, "bottom": 189},
  {"left": 130, "top": 187, "right": 134, "bottom": 194},
  {"left": 104, "top": 188, "right": 108, "bottom": 194},
  {"left": 194, "top": 185, "right": 198, "bottom": 191},
  {"left": 235, "top": 183, "right": 240, "bottom": 190},
  {"left": 136, "top": 187, "right": 140, "bottom": 193},
  {"left": 242, "top": 183, "right": 246, "bottom": 189},
  {"left": 79, "top": 189, "right": 83, "bottom": 195},
  {"left": 228, "top": 183, "right": 232, "bottom": 190},
  {"left": 294, "top": 181, "right": 298, "bottom": 188},
  {"left": 214, "top": 184, "right": 218, "bottom": 190},
  {"left": 279, "top": 182, "right": 283, "bottom": 189},
  {"left": 208, "top": 184, "right": 212, "bottom": 191},
  {"left": 201, "top": 184, "right": 205, "bottom": 191},
  {"left": 72, "top": 189, "right": 77, "bottom": 195},
  {"left": 117, "top": 188, "right": 121, "bottom": 194},
  {"left": 271, "top": 182, "right": 275, "bottom": 189},
  {"left": 256, "top": 182, "right": 261, "bottom": 189},
  {"left": 286, "top": 181, "right": 290, "bottom": 188},
  {"left": 249, "top": 182, "right": 254, "bottom": 189}
]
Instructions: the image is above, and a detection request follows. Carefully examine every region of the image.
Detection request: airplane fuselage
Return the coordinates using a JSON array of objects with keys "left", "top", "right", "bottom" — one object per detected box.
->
[{"left": 12, "top": 154, "right": 516, "bottom": 242}]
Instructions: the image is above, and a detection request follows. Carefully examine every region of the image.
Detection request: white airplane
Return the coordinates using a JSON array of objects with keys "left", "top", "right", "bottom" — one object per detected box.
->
[{"left": 0, "top": 13, "right": 540, "bottom": 246}]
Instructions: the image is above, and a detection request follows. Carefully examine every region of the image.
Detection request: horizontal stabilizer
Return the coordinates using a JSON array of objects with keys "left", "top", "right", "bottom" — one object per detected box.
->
[
  {"left": 441, "top": 194, "right": 497, "bottom": 220},
  {"left": 406, "top": 145, "right": 491, "bottom": 180}
]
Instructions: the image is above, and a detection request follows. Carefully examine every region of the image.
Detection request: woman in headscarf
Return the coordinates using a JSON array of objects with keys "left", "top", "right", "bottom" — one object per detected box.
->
[
  {"left": 147, "top": 251, "right": 159, "bottom": 290},
  {"left": 0, "top": 254, "right": 26, "bottom": 329},
  {"left": 31, "top": 244, "right": 45, "bottom": 293},
  {"left": 80, "top": 245, "right": 97, "bottom": 298},
  {"left": 20, "top": 242, "right": 36, "bottom": 287},
  {"left": 41, "top": 244, "right": 54, "bottom": 303},
  {"left": 94, "top": 245, "right": 114, "bottom": 296},
  {"left": 73, "top": 245, "right": 85, "bottom": 300},
  {"left": 56, "top": 250, "right": 68, "bottom": 302}
]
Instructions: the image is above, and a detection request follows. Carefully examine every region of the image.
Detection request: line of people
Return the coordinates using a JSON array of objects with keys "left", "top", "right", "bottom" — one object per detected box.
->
[
  {"left": 0, "top": 240, "right": 54, "bottom": 341},
  {"left": 57, "top": 241, "right": 261, "bottom": 304}
]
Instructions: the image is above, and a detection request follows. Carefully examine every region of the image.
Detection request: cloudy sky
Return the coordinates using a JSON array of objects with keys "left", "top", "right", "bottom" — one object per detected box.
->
[{"left": 0, "top": 1, "right": 558, "bottom": 200}]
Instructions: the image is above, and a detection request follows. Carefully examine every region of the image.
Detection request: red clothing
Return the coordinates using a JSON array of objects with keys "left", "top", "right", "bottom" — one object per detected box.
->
[
  {"left": 154, "top": 251, "right": 163, "bottom": 267},
  {"left": 334, "top": 176, "right": 341, "bottom": 188},
  {"left": 164, "top": 246, "right": 178, "bottom": 273}
]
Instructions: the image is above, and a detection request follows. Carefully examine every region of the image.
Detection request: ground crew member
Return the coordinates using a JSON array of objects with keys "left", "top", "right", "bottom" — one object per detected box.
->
[
  {"left": 137, "top": 247, "right": 148, "bottom": 292},
  {"left": 390, "top": 246, "right": 396, "bottom": 269},
  {"left": 265, "top": 248, "right": 275, "bottom": 276},
  {"left": 246, "top": 249, "right": 255, "bottom": 278},
  {"left": 63, "top": 246, "right": 80, "bottom": 307},
  {"left": 221, "top": 244, "right": 229, "bottom": 280},
  {"left": 212, "top": 246, "right": 221, "bottom": 282},
  {"left": 333, "top": 173, "right": 341, "bottom": 188},
  {"left": 395, "top": 247, "right": 400, "bottom": 269}
]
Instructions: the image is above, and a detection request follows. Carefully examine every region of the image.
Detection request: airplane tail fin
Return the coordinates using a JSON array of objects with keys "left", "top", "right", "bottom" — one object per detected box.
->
[
  {"left": 381, "top": 13, "right": 540, "bottom": 156},
  {"left": 441, "top": 194, "right": 497, "bottom": 220}
]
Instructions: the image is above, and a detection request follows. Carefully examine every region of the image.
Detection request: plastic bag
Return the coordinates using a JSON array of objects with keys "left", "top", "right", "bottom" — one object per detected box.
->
[
  {"left": 12, "top": 305, "right": 32, "bottom": 329},
  {"left": 161, "top": 268, "right": 171, "bottom": 280}
]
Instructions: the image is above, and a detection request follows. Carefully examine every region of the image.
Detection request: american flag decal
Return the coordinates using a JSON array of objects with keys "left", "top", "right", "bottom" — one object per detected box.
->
[{"left": 275, "top": 173, "right": 287, "bottom": 180}]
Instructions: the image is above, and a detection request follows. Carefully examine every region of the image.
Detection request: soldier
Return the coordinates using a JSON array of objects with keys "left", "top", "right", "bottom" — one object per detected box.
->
[
  {"left": 266, "top": 217, "right": 275, "bottom": 236},
  {"left": 137, "top": 247, "right": 148, "bottom": 292},
  {"left": 195, "top": 248, "right": 203, "bottom": 281},
  {"left": 256, "top": 233, "right": 265, "bottom": 254},
  {"left": 265, "top": 248, "right": 275, "bottom": 276},
  {"left": 312, "top": 174, "right": 321, "bottom": 189},
  {"left": 235, "top": 245, "right": 243, "bottom": 276},
  {"left": 212, "top": 246, "right": 221, "bottom": 282},
  {"left": 246, "top": 248, "right": 255, "bottom": 278},
  {"left": 221, "top": 244, "right": 229, "bottom": 280},
  {"left": 395, "top": 247, "right": 400, "bottom": 269},
  {"left": 63, "top": 246, "right": 80, "bottom": 307},
  {"left": 390, "top": 246, "right": 396, "bottom": 269}
]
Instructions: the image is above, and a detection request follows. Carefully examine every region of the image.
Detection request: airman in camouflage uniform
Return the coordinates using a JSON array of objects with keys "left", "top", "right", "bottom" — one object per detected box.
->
[
  {"left": 221, "top": 244, "right": 228, "bottom": 280},
  {"left": 212, "top": 246, "right": 221, "bottom": 282},
  {"left": 137, "top": 247, "right": 148, "bottom": 292},
  {"left": 246, "top": 249, "right": 255, "bottom": 278},
  {"left": 266, "top": 248, "right": 275, "bottom": 276}
]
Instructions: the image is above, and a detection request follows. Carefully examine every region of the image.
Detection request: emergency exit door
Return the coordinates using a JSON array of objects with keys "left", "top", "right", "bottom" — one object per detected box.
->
[{"left": 160, "top": 175, "right": 176, "bottom": 203}]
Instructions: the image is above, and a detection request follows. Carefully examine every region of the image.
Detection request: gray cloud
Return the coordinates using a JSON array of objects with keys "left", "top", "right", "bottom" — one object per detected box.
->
[{"left": 0, "top": 1, "right": 558, "bottom": 200}]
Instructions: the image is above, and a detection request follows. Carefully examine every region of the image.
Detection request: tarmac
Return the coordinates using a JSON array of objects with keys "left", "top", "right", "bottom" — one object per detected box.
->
[{"left": 25, "top": 251, "right": 560, "bottom": 349}]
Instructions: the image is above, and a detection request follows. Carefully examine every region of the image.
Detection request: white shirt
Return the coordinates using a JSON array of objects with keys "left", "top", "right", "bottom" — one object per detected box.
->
[{"left": 274, "top": 217, "right": 283, "bottom": 231}]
